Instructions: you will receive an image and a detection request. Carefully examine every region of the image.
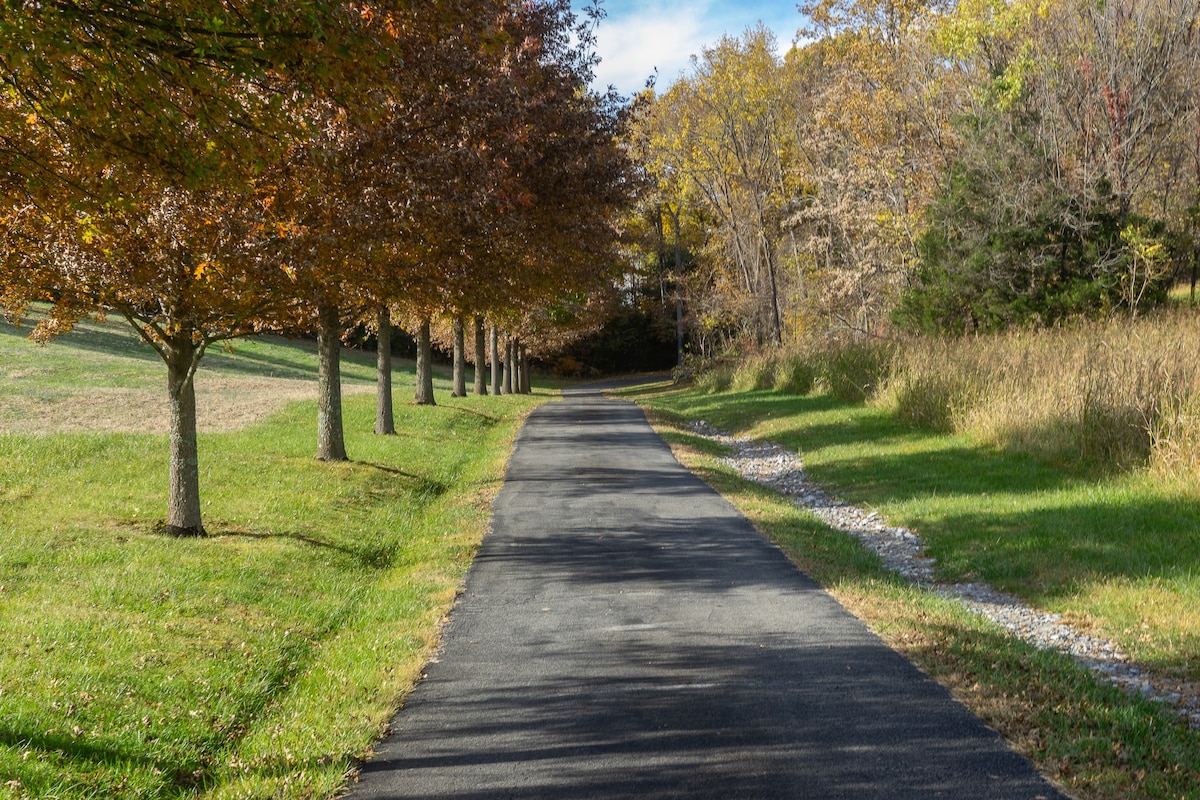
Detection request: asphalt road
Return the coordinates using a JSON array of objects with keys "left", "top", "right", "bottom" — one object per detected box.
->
[{"left": 347, "top": 384, "right": 1069, "bottom": 799}]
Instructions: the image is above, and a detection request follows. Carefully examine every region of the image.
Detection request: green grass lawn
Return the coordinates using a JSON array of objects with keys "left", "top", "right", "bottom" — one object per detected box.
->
[
  {"left": 0, "top": 316, "right": 549, "bottom": 799},
  {"left": 621, "top": 380, "right": 1200, "bottom": 800}
]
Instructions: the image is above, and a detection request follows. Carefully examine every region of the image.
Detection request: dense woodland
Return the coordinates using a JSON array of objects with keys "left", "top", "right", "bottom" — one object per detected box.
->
[{"left": 632, "top": 0, "right": 1200, "bottom": 349}]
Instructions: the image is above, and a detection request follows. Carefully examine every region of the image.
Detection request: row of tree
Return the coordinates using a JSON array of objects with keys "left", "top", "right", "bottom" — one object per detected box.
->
[
  {"left": 0, "top": 1, "right": 634, "bottom": 535},
  {"left": 632, "top": 0, "right": 1200, "bottom": 349}
]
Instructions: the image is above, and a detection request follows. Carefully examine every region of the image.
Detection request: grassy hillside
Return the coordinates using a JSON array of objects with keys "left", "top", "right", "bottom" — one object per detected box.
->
[
  {"left": 0, "top": 312, "right": 381, "bottom": 435},
  {"left": 0, "top": 315, "right": 549, "bottom": 799}
]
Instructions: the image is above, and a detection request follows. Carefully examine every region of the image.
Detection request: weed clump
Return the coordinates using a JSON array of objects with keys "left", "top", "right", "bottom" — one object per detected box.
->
[{"left": 718, "top": 341, "right": 895, "bottom": 403}]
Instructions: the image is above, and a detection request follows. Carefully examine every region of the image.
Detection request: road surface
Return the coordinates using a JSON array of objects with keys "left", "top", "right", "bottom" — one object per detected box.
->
[{"left": 347, "top": 385, "right": 1067, "bottom": 799}]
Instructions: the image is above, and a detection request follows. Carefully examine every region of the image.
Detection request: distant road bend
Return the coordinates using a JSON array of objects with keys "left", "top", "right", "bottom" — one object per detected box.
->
[{"left": 348, "top": 382, "right": 1068, "bottom": 799}]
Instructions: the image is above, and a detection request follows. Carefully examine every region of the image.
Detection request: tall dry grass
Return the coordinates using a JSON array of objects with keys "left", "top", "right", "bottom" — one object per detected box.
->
[
  {"left": 716, "top": 310, "right": 1200, "bottom": 480},
  {"left": 712, "top": 340, "right": 895, "bottom": 403},
  {"left": 875, "top": 312, "right": 1200, "bottom": 478}
]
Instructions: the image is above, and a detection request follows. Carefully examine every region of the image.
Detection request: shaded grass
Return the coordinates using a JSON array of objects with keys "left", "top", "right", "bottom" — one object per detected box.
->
[
  {"left": 625, "top": 380, "right": 1200, "bottom": 799},
  {"left": 0, "top": 311, "right": 383, "bottom": 390},
  {"left": 0, "top": 319, "right": 549, "bottom": 799}
]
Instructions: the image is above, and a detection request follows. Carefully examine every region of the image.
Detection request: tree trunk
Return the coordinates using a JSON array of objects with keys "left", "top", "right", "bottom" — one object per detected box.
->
[
  {"left": 502, "top": 334, "right": 514, "bottom": 395},
  {"left": 414, "top": 316, "right": 436, "bottom": 405},
  {"left": 489, "top": 324, "right": 501, "bottom": 396},
  {"left": 667, "top": 203, "right": 685, "bottom": 368},
  {"left": 316, "top": 303, "right": 348, "bottom": 461},
  {"left": 675, "top": 293, "right": 684, "bottom": 368},
  {"left": 473, "top": 315, "right": 487, "bottom": 396},
  {"left": 512, "top": 337, "right": 522, "bottom": 394},
  {"left": 1191, "top": 248, "right": 1197, "bottom": 305},
  {"left": 164, "top": 337, "right": 205, "bottom": 536},
  {"left": 451, "top": 314, "right": 467, "bottom": 397},
  {"left": 375, "top": 307, "right": 395, "bottom": 435},
  {"left": 520, "top": 343, "right": 531, "bottom": 394},
  {"left": 764, "top": 242, "right": 784, "bottom": 347}
]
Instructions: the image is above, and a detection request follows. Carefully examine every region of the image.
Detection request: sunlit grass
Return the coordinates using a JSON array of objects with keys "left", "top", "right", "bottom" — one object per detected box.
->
[
  {"left": 0, "top": 317, "right": 549, "bottom": 799},
  {"left": 631, "top": 382, "right": 1200, "bottom": 679},
  {"left": 0, "top": 311, "right": 381, "bottom": 434}
]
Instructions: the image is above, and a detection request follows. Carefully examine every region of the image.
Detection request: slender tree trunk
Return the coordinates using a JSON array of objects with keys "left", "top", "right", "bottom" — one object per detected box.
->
[
  {"left": 655, "top": 203, "right": 668, "bottom": 304},
  {"left": 316, "top": 303, "right": 347, "bottom": 461},
  {"left": 375, "top": 307, "right": 395, "bottom": 435},
  {"left": 502, "top": 334, "right": 514, "bottom": 395},
  {"left": 414, "top": 316, "right": 436, "bottom": 405},
  {"left": 675, "top": 294, "right": 684, "bottom": 367},
  {"left": 520, "top": 343, "right": 531, "bottom": 394},
  {"left": 1191, "top": 248, "right": 1197, "bottom": 305},
  {"left": 512, "top": 337, "right": 522, "bottom": 394},
  {"left": 164, "top": 337, "right": 205, "bottom": 536},
  {"left": 451, "top": 314, "right": 467, "bottom": 397},
  {"left": 764, "top": 242, "right": 783, "bottom": 347},
  {"left": 666, "top": 203, "right": 685, "bottom": 367},
  {"left": 489, "top": 324, "right": 501, "bottom": 396},
  {"left": 473, "top": 315, "right": 487, "bottom": 396}
]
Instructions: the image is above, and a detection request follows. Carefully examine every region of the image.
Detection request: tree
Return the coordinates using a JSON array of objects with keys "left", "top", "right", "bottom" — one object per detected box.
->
[
  {"left": 490, "top": 324, "right": 502, "bottom": 395},
  {"left": 897, "top": 0, "right": 1200, "bottom": 332},
  {"left": 414, "top": 316, "right": 436, "bottom": 405},
  {"left": 787, "top": 0, "right": 954, "bottom": 339},
  {"left": 0, "top": 2, "right": 384, "bottom": 534},
  {"left": 259, "top": 96, "right": 389, "bottom": 461},
  {"left": 375, "top": 308, "right": 396, "bottom": 435},
  {"left": 647, "top": 27, "right": 796, "bottom": 347},
  {"left": 362, "top": 0, "right": 632, "bottom": 386},
  {"left": 452, "top": 314, "right": 468, "bottom": 397}
]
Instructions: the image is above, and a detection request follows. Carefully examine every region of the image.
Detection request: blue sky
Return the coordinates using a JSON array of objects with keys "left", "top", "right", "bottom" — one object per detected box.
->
[{"left": 576, "top": 0, "right": 804, "bottom": 97}]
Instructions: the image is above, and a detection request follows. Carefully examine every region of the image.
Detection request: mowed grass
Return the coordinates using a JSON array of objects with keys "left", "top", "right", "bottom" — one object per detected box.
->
[
  {"left": 620, "top": 380, "right": 1200, "bottom": 800},
  {"left": 0, "top": 316, "right": 549, "bottom": 799},
  {"left": 0, "top": 313, "right": 379, "bottom": 434}
]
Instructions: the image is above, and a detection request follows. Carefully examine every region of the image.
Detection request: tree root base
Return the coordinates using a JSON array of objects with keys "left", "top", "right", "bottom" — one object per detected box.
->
[{"left": 155, "top": 521, "right": 208, "bottom": 537}]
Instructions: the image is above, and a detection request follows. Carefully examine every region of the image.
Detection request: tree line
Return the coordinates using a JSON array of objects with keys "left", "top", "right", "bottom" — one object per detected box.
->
[
  {"left": 632, "top": 0, "right": 1200, "bottom": 352},
  {"left": 0, "top": 0, "right": 634, "bottom": 536}
]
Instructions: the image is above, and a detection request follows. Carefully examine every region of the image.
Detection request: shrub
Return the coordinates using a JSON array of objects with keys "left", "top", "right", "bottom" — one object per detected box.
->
[
  {"left": 696, "top": 363, "right": 735, "bottom": 393},
  {"left": 689, "top": 308, "right": 1200, "bottom": 481},
  {"left": 815, "top": 340, "right": 894, "bottom": 403},
  {"left": 773, "top": 353, "right": 817, "bottom": 396},
  {"left": 732, "top": 353, "right": 779, "bottom": 391}
]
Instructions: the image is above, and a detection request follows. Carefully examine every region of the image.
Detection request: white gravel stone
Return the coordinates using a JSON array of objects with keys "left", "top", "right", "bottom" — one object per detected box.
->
[{"left": 688, "top": 419, "right": 1200, "bottom": 729}]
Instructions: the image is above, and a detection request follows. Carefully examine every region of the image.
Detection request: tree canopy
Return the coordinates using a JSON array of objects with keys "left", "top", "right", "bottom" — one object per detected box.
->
[
  {"left": 1, "top": 0, "right": 634, "bottom": 534},
  {"left": 632, "top": 0, "right": 1200, "bottom": 349}
]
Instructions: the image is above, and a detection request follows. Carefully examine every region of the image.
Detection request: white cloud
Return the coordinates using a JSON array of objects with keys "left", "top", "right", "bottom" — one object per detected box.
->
[
  {"left": 590, "top": 9, "right": 710, "bottom": 95},
  {"left": 583, "top": 0, "right": 803, "bottom": 97}
]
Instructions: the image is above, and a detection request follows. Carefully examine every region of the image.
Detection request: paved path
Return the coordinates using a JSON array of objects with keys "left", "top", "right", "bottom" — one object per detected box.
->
[{"left": 348, "top": 386, "right": 1068, "bottom": 799}]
